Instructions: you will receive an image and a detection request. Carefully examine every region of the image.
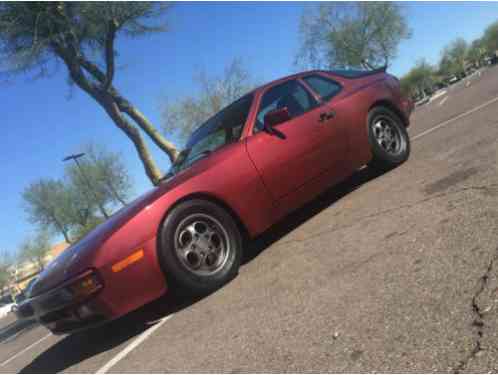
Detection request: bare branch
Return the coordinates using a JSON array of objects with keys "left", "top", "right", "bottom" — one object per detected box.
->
[{"left": 103, "top": 18, "right": 117, "bottom": 91}]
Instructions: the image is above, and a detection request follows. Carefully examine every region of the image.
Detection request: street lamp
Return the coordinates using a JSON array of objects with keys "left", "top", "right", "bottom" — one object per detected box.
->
[{"left": 62, "top": 153, "right": 109, "bottom": 219}]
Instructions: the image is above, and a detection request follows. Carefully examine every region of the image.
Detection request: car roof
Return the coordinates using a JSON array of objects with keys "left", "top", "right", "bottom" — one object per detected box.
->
[{"left": 251, "top": 67, "right": 387, "bottom": 94}]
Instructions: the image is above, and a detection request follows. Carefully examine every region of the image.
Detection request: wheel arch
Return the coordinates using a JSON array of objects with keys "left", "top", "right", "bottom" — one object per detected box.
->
[
  {"left": 369, "top": 99, "right": 409, "bottom": 127},
  {"left": 156, "top": 192, "right": 250, "bottom": 254}
]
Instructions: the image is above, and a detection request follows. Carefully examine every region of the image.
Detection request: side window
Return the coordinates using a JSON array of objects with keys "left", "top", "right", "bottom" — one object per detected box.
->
[
  {"left": 255, "top": 80, "right": 318, "bottom": 132},
  {"left": 302, "top": 75, "right": 342, "bottom": 102},
  {"left": 186, "top": 94, "right": 253, "bottom": 156}
]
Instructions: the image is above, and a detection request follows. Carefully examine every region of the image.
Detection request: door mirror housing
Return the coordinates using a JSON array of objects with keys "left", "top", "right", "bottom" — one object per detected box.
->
[{"left": 264, "top": 107, "right": 291, "bottom": 128}]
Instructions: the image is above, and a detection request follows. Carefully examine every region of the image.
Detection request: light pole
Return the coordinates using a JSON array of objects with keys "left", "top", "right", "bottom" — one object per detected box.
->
[{"left": 62, "top": 153, "right": 109, "bottom": 219}]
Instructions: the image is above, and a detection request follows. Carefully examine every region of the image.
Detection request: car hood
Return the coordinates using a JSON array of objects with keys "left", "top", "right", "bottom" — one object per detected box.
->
[{"left": 30, "top": 187, "right": 163, "bottom": 298}]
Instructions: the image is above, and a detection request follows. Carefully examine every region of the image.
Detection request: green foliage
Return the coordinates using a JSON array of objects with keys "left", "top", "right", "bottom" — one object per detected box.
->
[
  {"left": 84, "top": 143, "right": 133, "bottom": 206},
  {"left": 162, "top": 58, "right": 256, "bottom": 143},
  {"left": 467, "top": 38, "right": 486, "bottom": 66},
  {"left": 400, "top": 59, "right": 437, "bottom": 98},
  {"left": 438, "top": 38, "right": 468, "bottom": 78},
  {"left": 64, "top": 143, "right": 133, "bottom": 218},
  {"left": 0, "top": 2, "right": 168, "bottom": 78},
  {"left": 22, "top": 143, "right": 132, "bottom": 243},
  {"left": 295, "top": 2, "right": 411, "bottom": 69},
  {"left": 0, "top": 250, "right": 14, "bottom": 292},
  {"left": 19, "top": 230, "right": 51, "bottom": 271},
  {"left": 482, "top": 20, "right": 498, "bottom": 53},
  {"left": 22, "top": 178, "right": 73, "bottom": 243},
  {"left": 0, "top": 2, "right": 178, "bottom": 185}
]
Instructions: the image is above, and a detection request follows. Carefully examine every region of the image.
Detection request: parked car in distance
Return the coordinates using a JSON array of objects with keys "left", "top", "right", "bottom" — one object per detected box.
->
[
  {"left": 13, "top": 276, "right": 39, "bottom": 319},
  {"left": 18, "top": 67, "right": 413, "bottom": 334},
  {"left": 0, "top": 302, "right": 15, "bottom": 319}
]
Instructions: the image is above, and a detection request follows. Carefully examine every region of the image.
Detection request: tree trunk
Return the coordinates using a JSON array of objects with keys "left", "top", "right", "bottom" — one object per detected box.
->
[
  {"left": 108, "top": 184, "right": 127, "bottom": 206},
  {"left": 73, "top": 58, "right": 179, "bottom": 168},
  {"left": 118, "top": 103, "right": 179, "bottom": 163},
  {"left": 51, "top": 213, "right": 72, "bottom": 244},
  {"left": 54, "top": 44, "right": 175, "bottom": 186},
  {"left": 99, "top": 94, "right": 164, "bottom": 185},
  {"left": 97, "top": 203, "right": 110, "bottom": 219}
]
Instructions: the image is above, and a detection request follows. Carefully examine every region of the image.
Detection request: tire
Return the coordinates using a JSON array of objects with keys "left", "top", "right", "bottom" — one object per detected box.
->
[
  {"left": 158, "top": 199, "right": 243, "bottom": 296},
  {"left": 367, "top": 106, "right": 410, "bottom": 171}
]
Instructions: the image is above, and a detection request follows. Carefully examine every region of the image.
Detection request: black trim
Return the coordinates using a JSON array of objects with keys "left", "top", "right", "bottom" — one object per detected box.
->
[
  {"left": 300, "top": 74, "right": 343, "bottom": 103},
  {"left": 325, "top": 66, "right": 387, "bottom": 79}
]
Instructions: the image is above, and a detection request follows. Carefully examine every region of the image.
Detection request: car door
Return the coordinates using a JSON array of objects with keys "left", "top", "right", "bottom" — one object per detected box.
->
[
  {"left": 300, "top": 73, "right": 352, "bottom": 177},
  {"left": 245, "top": 78, "right": 348, "bottom": 203}
]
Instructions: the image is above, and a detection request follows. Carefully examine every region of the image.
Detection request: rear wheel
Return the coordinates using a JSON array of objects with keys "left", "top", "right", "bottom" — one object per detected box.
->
[
  {"left": 158, "top": 199, "right": 243, "bottom": 296},
  {"left": 367, "top": 106, "right": 410, "bottom": 170}
]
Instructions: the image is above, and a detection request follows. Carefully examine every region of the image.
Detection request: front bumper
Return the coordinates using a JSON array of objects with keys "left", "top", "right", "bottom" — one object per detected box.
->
[
  {"left": 19, "top": 236, "right": 168, "bottom": 334},
  {"left": 17, "top": 270, "right": 112, "bottom": 334}
]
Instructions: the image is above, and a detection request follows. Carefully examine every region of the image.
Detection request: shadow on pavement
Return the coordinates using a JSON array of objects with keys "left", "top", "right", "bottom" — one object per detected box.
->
[
  {"left": 0, "top": 318, "right": 38, "bottom": 345},
  {"left": 20, "top": 166, "right": 385, "bottom": 373},
  {"left": 20, "top": 293, "right": 203, "bottom": 373},
  {"left": 243, "top": 166, "right": 385, "bottom": 264}
]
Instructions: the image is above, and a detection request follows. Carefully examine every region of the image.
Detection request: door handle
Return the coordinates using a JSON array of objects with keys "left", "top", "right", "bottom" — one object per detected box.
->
[{"left": 319, "top": 110, "right": 336, "bottom": 122}]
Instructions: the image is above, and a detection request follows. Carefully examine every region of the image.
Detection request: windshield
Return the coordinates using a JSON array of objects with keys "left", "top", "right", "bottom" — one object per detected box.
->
[{"left": 167, "top": 94, "right": 254, "bottom": 176}]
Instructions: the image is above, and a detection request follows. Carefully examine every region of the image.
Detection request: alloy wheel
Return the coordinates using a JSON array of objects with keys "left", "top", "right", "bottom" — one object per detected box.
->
[{"left": 174, "top": 213, "right": 231, "bottom": 276}]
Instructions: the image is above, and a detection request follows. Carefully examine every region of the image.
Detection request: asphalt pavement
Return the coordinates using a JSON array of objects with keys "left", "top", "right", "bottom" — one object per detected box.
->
[{"left": 1, "top": 65, "right": 498, "bottom": 373}]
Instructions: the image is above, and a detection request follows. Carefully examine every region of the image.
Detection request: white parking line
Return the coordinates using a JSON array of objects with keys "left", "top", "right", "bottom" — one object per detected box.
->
[
  {"left": 429, "top": 90, "right": 447, "bottom": 102},
  {"left": 0, "top": 332, "right": 52, "bottom": 367},
  {"left": 437, "top": 96, "right": 448, "bottom": 107},
  {"left": 412, "top": 95, "right": 498, "bottom": 141},
  {"left": 96, "top": 314, "right": 173, "bottom": 374}
]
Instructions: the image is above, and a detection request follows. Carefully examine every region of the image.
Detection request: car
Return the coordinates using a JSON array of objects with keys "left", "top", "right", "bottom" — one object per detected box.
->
[
  {"left": 0, "top": 302, "right": 16, "bottom": 319},
  {"left": 18, "top": 68, "right": 413, "bottom": 334},
  {"left": 448, "top": 75, "right": 460, "bottom": 84},
  {"left": 12, "top": 276, "right": 39, "bottom": 319}
]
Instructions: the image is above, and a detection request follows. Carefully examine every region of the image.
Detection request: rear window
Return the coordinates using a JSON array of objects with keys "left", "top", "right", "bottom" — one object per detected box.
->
[{"left": 302, "top": 75, "right": 342, "bottom": 102}]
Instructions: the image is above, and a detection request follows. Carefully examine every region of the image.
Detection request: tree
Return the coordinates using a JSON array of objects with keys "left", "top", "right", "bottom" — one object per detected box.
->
[
  {"left": 83, "top": 143, "right": 132, "bottom": 206},
  {"left": 482, "top": 20, "right": 498, "bottom": 54},
  {"left": 467, "top": 38, "right": 486, "bottom": 67},
  {"left": 19, "top": 230, "right": 51, "bottom": 271},
  {"left": 71, "top": 215, "right": 105, "bottom": 243},
  {"left": 0, "top": 250, "right": 14, "bottom": 293},
  {"left": 23, "top": 143, "right": 134, "bottom": 244},
  {"left": 0, "top": 2, "right": 179, "bottom": 185},
  {"left": 295, "top": 2, "right": 411, "bottom": 70},
  {"left": 162, "top": 58, "right": 256, "bottom": 143},
  {"left": 64, "top": 144, "right": 132, "bottom": 219},
  {"left": 65, "top": 159, "right": 111, "bottom": 219},
  {"left": 22, "top": 178, "right": 73, "bottom": 243},
  {"left": 439, "top": 38, "right": 468, "bottom": 78},
  {"left": 400, "top": 59, "right": 436, "bottom": 99}
]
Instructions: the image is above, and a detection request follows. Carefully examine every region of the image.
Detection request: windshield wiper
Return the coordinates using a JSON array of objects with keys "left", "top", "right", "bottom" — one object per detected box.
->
[
  {"left": 186, "top": 149, "right": 212, "bottom": 164},
  {"left": 163, "top": 149, "right": 212, "bottom": 181}
]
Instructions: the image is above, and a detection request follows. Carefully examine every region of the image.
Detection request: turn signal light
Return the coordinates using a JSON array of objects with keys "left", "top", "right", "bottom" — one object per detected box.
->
[{"left": 67, "top": 270, "right": 103, "bottom": 300}]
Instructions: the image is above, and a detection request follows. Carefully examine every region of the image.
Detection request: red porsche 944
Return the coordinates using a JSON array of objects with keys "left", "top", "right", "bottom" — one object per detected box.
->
[{"left": 19, "top": 68, "right": 413, "bottom": 334}]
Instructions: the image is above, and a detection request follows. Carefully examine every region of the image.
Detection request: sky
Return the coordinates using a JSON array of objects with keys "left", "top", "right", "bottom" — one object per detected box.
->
[{"left": 1, "top": 1, "right": 498, "bottom": 255}]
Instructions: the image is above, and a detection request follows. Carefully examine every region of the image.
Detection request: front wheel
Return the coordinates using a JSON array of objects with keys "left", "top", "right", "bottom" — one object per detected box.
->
[
  {"left": 158, "top": 199, "right": 243, "bottom": 296},
  {"left": 367, "top": 106, "right": 410, "bottom": 170}
]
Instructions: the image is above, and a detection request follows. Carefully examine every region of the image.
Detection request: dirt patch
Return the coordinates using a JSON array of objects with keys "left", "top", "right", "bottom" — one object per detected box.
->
[{"left": 423, "top": 167, "right": 480, "bottom": 195}]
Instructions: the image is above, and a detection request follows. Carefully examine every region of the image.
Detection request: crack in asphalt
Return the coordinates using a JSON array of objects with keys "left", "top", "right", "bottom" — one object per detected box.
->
[
  {"left": 453, "top": 246, "right": 498, "bottom": 373},
  {"left": 277, "top": 182, "right": 498, "bottom": 248}
]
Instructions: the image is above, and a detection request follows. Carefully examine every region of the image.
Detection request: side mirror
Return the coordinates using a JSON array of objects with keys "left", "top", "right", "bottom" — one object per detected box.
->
[
  {"left": 264, "top": 107, "right": 291, "bottom": 128},
  {"left": 263, "top": 107, "right": 289, "bottom": 139}
]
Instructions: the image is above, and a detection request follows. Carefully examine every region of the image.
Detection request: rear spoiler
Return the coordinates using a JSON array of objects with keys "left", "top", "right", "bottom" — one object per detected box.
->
[{"left": 326, "top": 64, "right": 388, "bottom": 79}]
